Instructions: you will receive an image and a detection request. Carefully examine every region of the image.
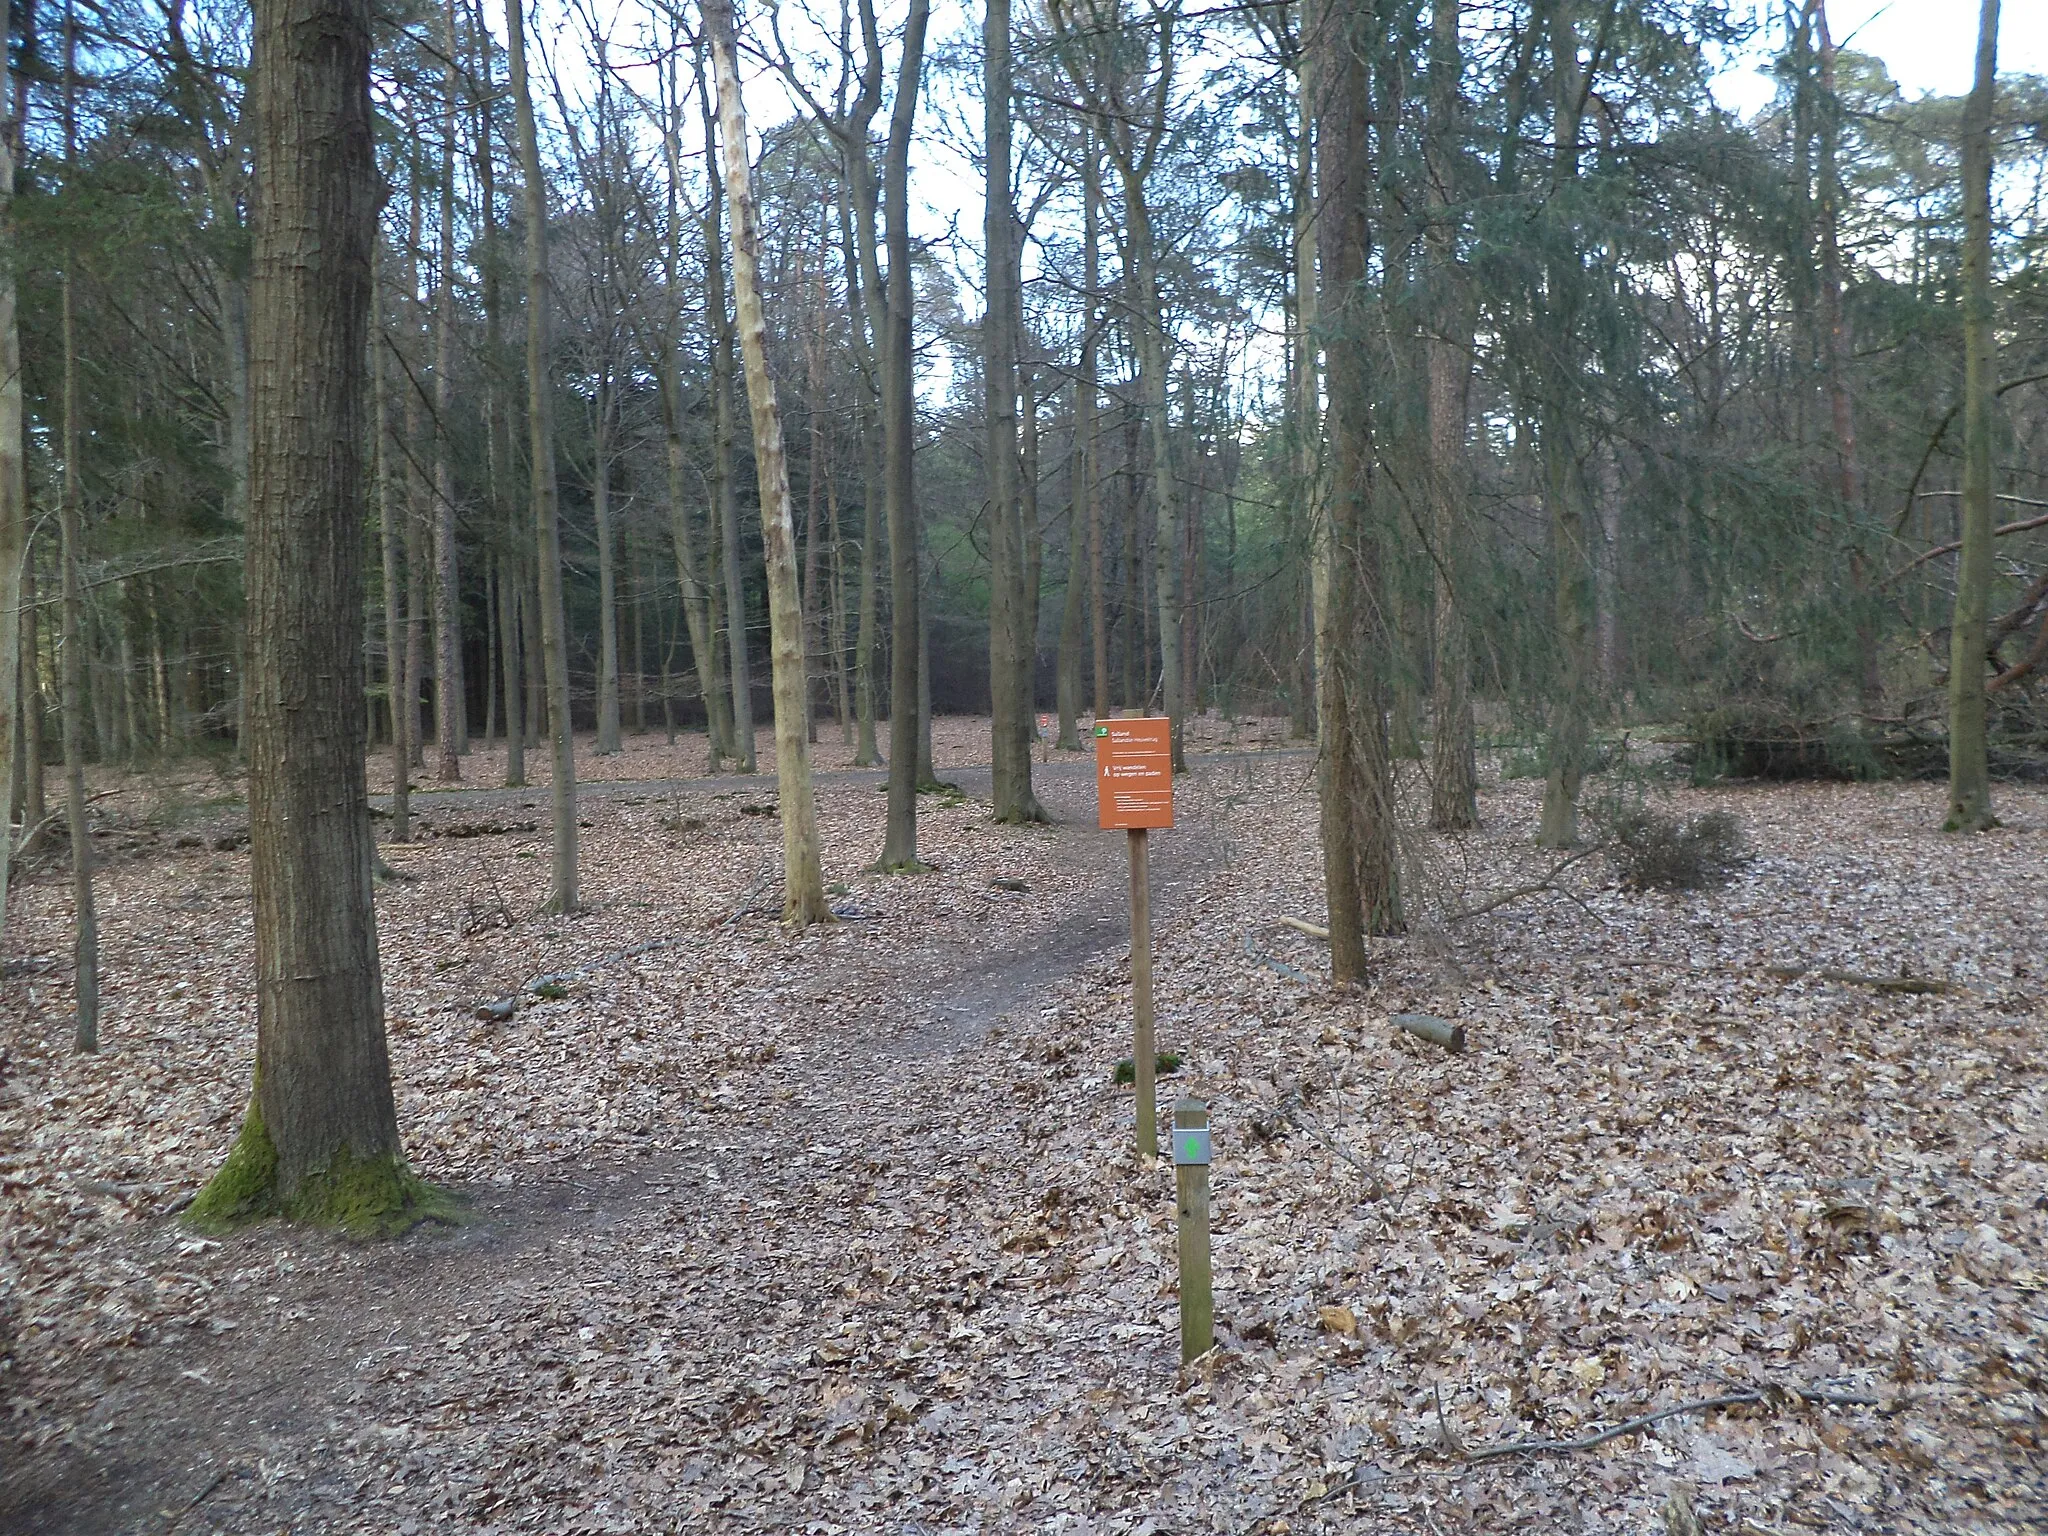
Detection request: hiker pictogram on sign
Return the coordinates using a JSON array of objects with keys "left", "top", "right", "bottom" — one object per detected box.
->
[{"left": 1095, "top": 718, "right": 1174, "bottom": 830}]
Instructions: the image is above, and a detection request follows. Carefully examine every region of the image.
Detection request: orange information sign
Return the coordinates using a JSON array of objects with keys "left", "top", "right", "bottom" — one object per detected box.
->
[{"left": 1095, "top": 718, "right": 1174, "bottom": 830}]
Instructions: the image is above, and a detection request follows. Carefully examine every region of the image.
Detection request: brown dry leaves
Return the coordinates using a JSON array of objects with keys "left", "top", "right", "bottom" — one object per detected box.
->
[{"left": 1, "top": 723, "right": 2043, "bottom": 1533}]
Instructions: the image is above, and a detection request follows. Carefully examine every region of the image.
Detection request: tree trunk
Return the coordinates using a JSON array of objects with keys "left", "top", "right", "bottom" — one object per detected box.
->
[
  {"left": 916, "top": 536, "right": 937, "bottom": 787},
  {"left": 497, "top": 547, "right": 524, "bottom": 783},
  {"left": 523, "top": 566, "right": 542, "bottom": 747},
  {"left": 23, "top": 560, "right": 44, "bottom": 840},
  {"left": 1123, "top": 187, "right": 1184, "bottom": 772},
  {"left": 58, "top": 6, "right": 98, "bottom": 1052},
  {"left": 1022, "top": 365, "right": 1044, "bottom": 661},
  {"left": 1294, "top": 44, "right": 1323, "bottom": 743},
  {"left": 373, "top": 250, "right": 411, "bottom": 839},
  {"left": 1315, "top": 0, "right": 1401, "bottom": 977},
  {"left": 508, "top": 0, "right": 577, "bottom": 910},
  {"left": 878, "top": 0, "right": 933, "bottom": 862},
  {"left": 1424, "top": 0, "right": 1477, "bottom": 831},
  {"left": 593, "top": 376, "right": 622, "bottom": 753},
  {"left": 985, "top": 0, "right": 1041, "bottom": 823},
  {"left": 0, "top": 5, "right": 27, "bottom": 940},
  {"left": 1121, "top": 419, "right": 1140, "bottom": 709},
  {"left": 470, "top": 0, "right": 521, "bottom": 786},
  {"left": 1054, "top": 396, "right": 1086, "bottom": 749},
  {"left": 1082, "top": 137, "right": 1109, "bottom": 722},
  {"left": 143, "top": 576, "right": 166, "bottom": 755},
  {"left": 854, "top": 399, "right": 884, "bottom": 766},
  {"left": 401, "top": 168, "right": 431, "bottom": 774},
  {"left": 482, "top": 557, "right": 498, "bottom": 743},
  {"left": 802, "top": 333, "right": 825, "bottom": 746},
  {"left": 837, "top": 171, "right": 883, "bottom": 768},
  {"left": 824, "top": 455, "right": 852, "bottom": 744},
  {"left": 191, "top": 0, "right": 428, "bottom": 1233},
  {"left": 1538, "top": 3, "right": 1593, "bottom": 851},
  {"left": 431, "top": 0, "right": 462, "bottom": 782},
  {"left": 1815, "top": 2, "right": 1881, "bottom": 717},
  {"left": 117, "top": 591, "right": 140, "bottom": 766},
  {"left": 1944, "top": 0, "right": 2000, "bottom": 833},
  {"left": 700, "top": 55, "right": 755, "bottom": 776},
  {"left": 703, "top": 0, "right": 831, "bottom": 927},
  {"left": 658, "top": 56, "right": 729, "bottom": 769},
  {"left": 630, "top": 525, "right": 647, "bottom": 734},
  {"left": 658, "top": 368, "right": 725, "bottom": 766}
]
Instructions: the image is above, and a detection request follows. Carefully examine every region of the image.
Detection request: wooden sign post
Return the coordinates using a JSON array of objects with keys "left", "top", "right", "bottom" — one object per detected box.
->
[{"left": 1096, "top": 718, "right": 1172, "bottom": 1160}]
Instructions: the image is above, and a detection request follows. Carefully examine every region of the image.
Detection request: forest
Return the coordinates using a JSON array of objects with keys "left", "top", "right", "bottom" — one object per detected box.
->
[{"left": 0, "top": 0, "right": 2043, "bottom": 1529}]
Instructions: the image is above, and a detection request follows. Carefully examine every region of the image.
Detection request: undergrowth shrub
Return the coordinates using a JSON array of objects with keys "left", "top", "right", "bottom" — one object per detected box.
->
[
  {"left": 1684, "top": 703, "right": 1877, "bottom": 783},
  {"left": 1603, "top": 806, "right": 1744, "bottom": 891}
]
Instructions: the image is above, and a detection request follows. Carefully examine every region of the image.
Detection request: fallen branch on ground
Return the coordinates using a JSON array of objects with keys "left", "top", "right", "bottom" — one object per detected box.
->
[
  {"left": 1303, "top": 1384, "right": 1894, "bottom": 1504},
  {"left": 1244, "top": 935, "right": 1314, "bottom": 984},
  {"left": 1275, "top": 915, "right": 1329, "bottom": 940},
  {"left": 1456, "top": 1385, "right": 1889, "bottom": 1464},
  {"left": 1446, "top": 846, "right": 1605, "bottom": 923},
  {"left": 1603, "top": 955, "right": 1960, "bottom": 995},
  {"left": 1760, "top": 966, "right": 1958, "bottom": 994}
]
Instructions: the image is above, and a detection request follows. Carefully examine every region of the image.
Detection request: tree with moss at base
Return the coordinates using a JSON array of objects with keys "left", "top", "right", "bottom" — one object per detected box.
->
[{"left": 190, "top": 0, "right": 441, "bottom": 1236}]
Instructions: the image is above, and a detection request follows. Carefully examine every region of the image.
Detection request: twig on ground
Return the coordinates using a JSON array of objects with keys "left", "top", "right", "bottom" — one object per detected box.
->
[
  {"left": 1445, "top": 847, "right": 1605, "bottom": 924},
  {"left": 1307, "top": 1383, "right": 1892, "bottom": 1505},
  {"left": 1433, "top": 1382, "right": 1471, "bottom": 1457},
  {"left": 1457, "top": 1386, "right": 1888, "bottom": 1464},
  {"left": 1243, "top": 935, "right": 1314, "bottom": 984},
  {"left": 1601, "top": 955, "right": 1960, "bottom": 995},
  {"left": 164, "top": 1466, "right": 232, "bottom": 1532}
]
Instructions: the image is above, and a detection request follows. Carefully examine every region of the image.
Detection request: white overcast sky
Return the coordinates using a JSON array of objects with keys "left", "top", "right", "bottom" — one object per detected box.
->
[{"left": 1712, "top": 0, "right": 2046, "bottom": 115}]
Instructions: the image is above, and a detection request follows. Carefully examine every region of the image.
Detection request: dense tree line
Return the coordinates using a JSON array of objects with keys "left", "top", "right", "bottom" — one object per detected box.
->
[{"left": 3, "top": 0, "right": 2045, "bottom": 1018}]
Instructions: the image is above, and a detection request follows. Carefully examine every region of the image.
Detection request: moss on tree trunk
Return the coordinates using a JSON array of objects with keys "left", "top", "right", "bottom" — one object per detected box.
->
[{"left": 190, "top": 1094, "right": 456, "bottom": 1238}]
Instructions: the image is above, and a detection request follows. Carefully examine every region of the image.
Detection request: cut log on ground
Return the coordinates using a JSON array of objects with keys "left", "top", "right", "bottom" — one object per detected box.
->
[{"left": 1392, "top": 1013, "right": 1465, "bottom": 1052}]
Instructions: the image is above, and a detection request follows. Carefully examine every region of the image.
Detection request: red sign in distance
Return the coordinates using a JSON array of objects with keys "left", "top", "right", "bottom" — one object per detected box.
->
[{"left": 1095, "top": 718, "right": 1174, "bottom": 830}]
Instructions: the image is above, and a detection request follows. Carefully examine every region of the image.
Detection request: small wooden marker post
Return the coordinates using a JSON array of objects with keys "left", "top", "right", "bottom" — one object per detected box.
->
[
  {"left": 1096, "top": 717, "right": 1173, "bottom": 1160},
  {"left": 1173, "top": 1097, "right": 1213, "bottom": 1364},
  {"left": 1129, "top": 830, "right": 1156, "bottom": 1158}
]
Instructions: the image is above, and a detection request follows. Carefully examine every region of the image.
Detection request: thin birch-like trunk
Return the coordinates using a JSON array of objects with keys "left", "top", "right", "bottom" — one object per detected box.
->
[
  {"left": 508, "top": 0, "right": 577, "bottom": 910},
  {"left": 699, "top": 55, "right": 754, "bottom": 774},
  {"left": 702, "top": 0, "right": 831, "bottom": 926}
]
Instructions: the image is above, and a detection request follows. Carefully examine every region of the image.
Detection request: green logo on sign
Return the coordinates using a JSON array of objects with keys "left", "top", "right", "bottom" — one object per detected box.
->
[{"left": 1094, "top": 725, "right": 1109, "bottom": 736}]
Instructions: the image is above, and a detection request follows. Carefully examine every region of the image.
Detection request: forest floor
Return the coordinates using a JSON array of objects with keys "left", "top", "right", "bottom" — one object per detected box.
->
[{"left": 0, "top": 716, "right": 2043, "bottom": 1534}]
